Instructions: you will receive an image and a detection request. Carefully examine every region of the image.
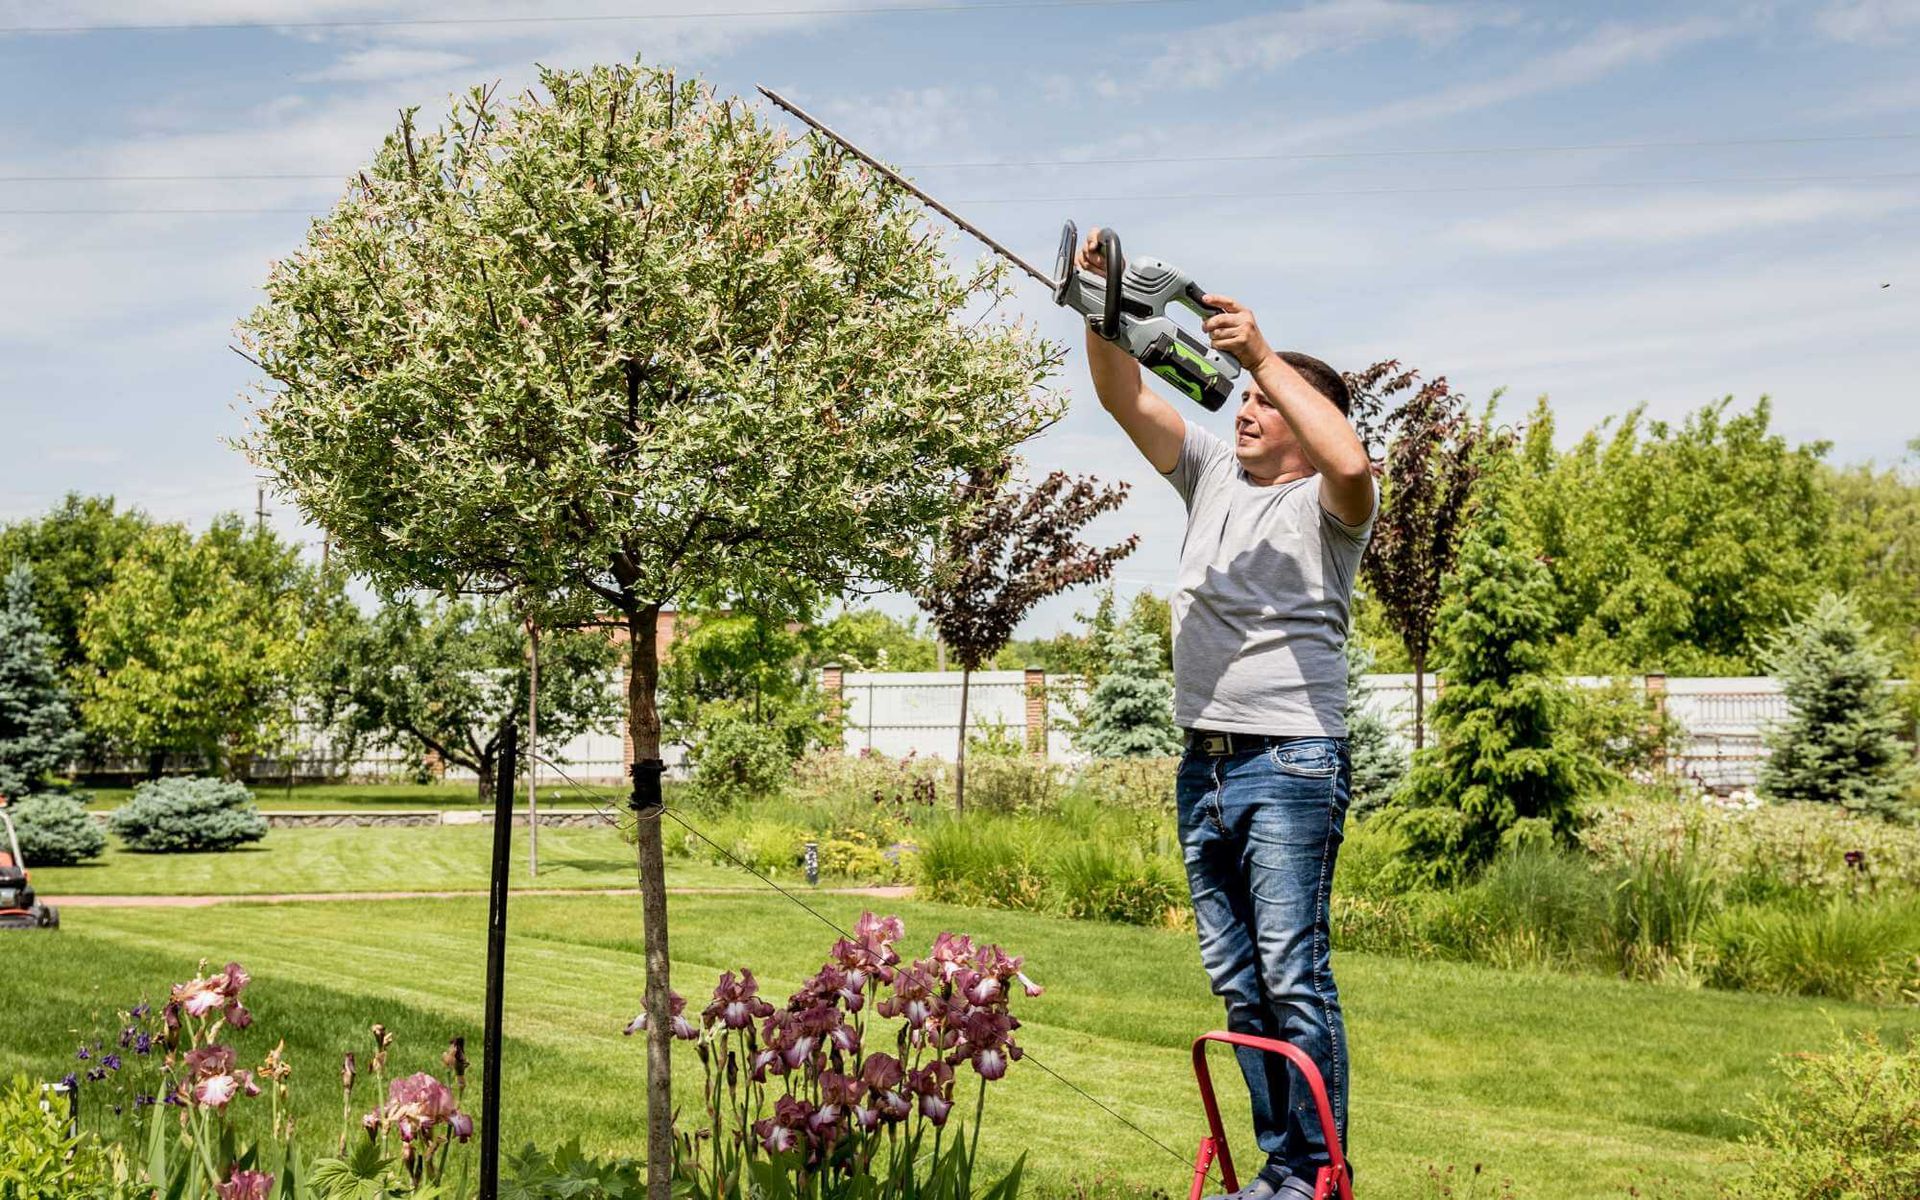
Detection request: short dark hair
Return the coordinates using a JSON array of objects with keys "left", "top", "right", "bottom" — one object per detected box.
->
[{"left": 1278, "top": 351, "right": 1350, "bottom": 415}]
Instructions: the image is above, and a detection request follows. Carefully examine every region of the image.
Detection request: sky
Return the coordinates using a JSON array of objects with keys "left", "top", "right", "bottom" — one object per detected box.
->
[{"left": 1, "top": 0, "right": 1916, "bottom": 637}]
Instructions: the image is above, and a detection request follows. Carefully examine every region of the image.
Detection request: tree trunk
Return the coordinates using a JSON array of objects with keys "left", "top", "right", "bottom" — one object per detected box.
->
[
  {"left": 526, "top": 622, "right": 540, "bottom": 879},
  {"left": 476, "top": 756, "right": 496, "bottom": 806},
  {"left": 627, "top": 604, "right": 673, "bottom": 1200},
  {"left": 145, "top": 749, "right": 165, "bottom": 781},
  {"left": 1412, "top": 651, "right": 1426, "bottom": 753},
  {"left": 955, "top": 666, "right": 971, "bottom": 815}
]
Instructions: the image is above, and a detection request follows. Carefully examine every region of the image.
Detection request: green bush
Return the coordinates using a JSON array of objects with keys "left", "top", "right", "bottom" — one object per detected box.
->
[
  {"left": 1560, "top": 679, "right": 1684, "bottom": 779},
  {"left": 962, "top": 755, "right": 1062, "bottom": 814},
  {"left": 688, "top": 715, "right": 793, "bottom": 808},
  {"left": 1604, "top": 843, "right": 1721, "bottom": 983},
  {"left": 0, "top": 1074, "right": 117, "bottom": 1200},
  {"left": 1707, "top": 898, "right": 1920, "bottom": 1003},
  {"left": 1582, "top": 790, "right": 1920, "bottom": 900},
  {"left": 7, "top": 792, "right": 104, "bottom": 865},
  {"left": 1730, "top": 1029, "right": 1920, "bottom": 1199},
  {"left": 1064, "top": 757, "right": 1175, "bottom": 815},
  {"left": 1474, "top": 844, "right": 1608, "bottom": 959},
  {"left": 916, "top": 815, "right": 1049, "bottom": 911},
  {"left": 1052, "top": 840, "right": 1182, "bottom": 926},
  {"left": 1333, "top": 817, "right": 1407, "bottom": 902},
  {"left": 785, "top": 749, "right": 944, "bottom": 815},
  {"left": 107, "top": 776, "right": 266, "bottom": 853}
]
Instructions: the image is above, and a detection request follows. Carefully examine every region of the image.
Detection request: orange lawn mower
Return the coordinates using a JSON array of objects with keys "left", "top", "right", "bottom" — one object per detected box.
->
[
  {"left": 1188, "top": 1032, "right": 1353, "bottom": 1200},
  {"left": 0, "top": 797, "right": 61, "bottom": 930}
]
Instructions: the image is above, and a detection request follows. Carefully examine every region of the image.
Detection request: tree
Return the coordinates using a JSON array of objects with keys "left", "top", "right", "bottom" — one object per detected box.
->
[
  {"left": 1348, "top": 360, "right": 1484, "bottom": 749},
  {"left": 1075, "top": 622, "right": 1182, "bottom": 757},
  {"left": 238, "top": 62, "right": 1060, "bottom": 1193},
  {"left": 1759, "top": 594, "right": 1916, "bottom": 819},
  {"left": 810, "top": 607, "right": 940, "bottom": 672},
  {"left": 1344, "top": 640, "right": 1405, "bottom": 817},
  {"left": 336, "top": 596, "right": 621, "bottom": 806},
  {"left": 1392, "top": 456, "right": 1599, "bottom": 885},
  {"left": 659, "top": 605, "right": 836, "bottom": 761},
  {"left": 915, "top": 460, "right": 1135, "bottom": 810},
  {"left": 1513, "top": 397, "right": 1832, "bottom": 674},
  {"left": 76, "top": 518, "right": 323, "bottom": 777},
  {"left": 0, "top": 563, "right": 83, "bottom": 798},
  {"left": 0, "top": 494, "right": 151, "bottom": 676},
  {"left": 1822, "top": 439, "right": 1920, "bottom": 657}
]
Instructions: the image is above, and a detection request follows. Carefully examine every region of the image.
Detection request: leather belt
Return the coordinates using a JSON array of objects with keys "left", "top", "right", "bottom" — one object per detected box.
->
[{"left": 1184, "top": 729, "right": 1297, "bottom": 756}]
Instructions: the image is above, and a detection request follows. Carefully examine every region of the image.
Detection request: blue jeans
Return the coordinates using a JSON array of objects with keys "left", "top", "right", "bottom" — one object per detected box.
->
[{"left": 1176, "top": 737, "right": 1351, "bottom": 1184}]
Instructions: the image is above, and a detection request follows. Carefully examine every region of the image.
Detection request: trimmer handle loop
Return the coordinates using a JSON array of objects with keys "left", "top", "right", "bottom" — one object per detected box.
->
[{"left": 1054, "top": 220, "right": 1125, "bottom": 340}]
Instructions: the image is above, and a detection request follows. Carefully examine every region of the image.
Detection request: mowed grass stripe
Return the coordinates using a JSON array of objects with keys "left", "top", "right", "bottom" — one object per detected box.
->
[{"left": 9, "top": 894, "right": 1918, "bottom": 1198}]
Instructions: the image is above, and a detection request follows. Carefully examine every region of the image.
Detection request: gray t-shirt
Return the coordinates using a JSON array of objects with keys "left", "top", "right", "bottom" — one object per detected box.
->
[{"left": 1161, "top": 422, "right": 1376, "bottom": 737}]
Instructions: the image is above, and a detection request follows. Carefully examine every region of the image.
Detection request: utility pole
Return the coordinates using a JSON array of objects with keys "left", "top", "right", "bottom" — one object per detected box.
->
[{"left": 254, "top": 485, "right": 268, "bottom": 533}]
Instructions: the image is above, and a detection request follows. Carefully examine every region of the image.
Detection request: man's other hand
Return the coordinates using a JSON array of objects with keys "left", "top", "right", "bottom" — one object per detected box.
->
[
  {"left": 1075, "top": 227, "right": 1112, "bottom": 276},
  {"left": 1200, "top": 295, "right": 1274, "bottom": 371}
]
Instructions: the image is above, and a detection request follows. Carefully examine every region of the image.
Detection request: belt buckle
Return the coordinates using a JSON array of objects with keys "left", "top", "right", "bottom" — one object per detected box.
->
[{"left": 1200, "top": 733, "right": 1232, "bottom": 756}]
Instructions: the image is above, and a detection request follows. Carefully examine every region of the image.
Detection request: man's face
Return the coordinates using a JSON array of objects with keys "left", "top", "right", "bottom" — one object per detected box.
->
[{"left": 1233, "top": 385, "right": 1299, "bottom": 468}]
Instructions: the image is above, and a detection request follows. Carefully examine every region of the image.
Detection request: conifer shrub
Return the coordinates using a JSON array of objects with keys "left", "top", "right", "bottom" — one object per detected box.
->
[
  {"left": 1731, "top": 1030, "right": 1920, "bottom": 1199},
  {"left": 1760, "top": 593, "right": 1917, "bottom": 820},
  {"left": 107, "top": 776, "right": 267, "bottom": 853},
  {"left": 7, "top": 792, "right": 104, "bottom": 865},
  {"left": 1392, "top": 464, "right": 1602, "bottom": 884}
]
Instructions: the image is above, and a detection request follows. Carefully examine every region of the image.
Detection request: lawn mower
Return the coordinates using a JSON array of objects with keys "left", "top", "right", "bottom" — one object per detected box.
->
[
  {"left": 0, "top": 798, "right": 61, "bottom": 930},
  {"left": 1190, "top": 1031, "right": 1353, "bottom": 1200}
]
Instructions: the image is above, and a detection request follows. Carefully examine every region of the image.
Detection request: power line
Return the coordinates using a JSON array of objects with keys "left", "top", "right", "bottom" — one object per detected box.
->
[
  {"left": 5, "top": 132, "right": 1916, "bottom": 184},
  {"left": 0, "top": 0, "right": 1221, "bottom": 36},
  {"left": 3, "top": 169, "right": 1917, "bottom": 215}
]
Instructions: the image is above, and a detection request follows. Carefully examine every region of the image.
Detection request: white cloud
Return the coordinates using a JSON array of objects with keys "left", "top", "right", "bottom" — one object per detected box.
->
[
  {"left": 1272, "top": 18, "right": 1727, "bottom": 148},
  {"left": 300, "top": 45, "right": 474, "bottom": 82},
  {"left": 1133, "top": 0, "right": 1496, "bottom": 92},
  {"left": 1815, "top": 0, "right": 1920, "bottom": 43},
  {"left": 1824, "top": 74, "right": 1920, "bottom": 116},
  {"left": 1448, "top": 186, "right": 1919, "bottom": 252}
]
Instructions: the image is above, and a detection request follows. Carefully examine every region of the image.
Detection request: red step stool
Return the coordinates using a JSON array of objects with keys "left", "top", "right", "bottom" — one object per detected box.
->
[{"left": 1189, "top": 1032, "right": 1353, "bottom": 1200}]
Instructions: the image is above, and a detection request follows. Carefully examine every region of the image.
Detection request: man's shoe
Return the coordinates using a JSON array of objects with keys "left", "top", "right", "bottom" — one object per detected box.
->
[
  {"left": 1198, "top": 1174, "right": 1281, "bottom": 1200},
  {"left": 1274, "top": 1175, "right": 1318, "bottom": 1200}
]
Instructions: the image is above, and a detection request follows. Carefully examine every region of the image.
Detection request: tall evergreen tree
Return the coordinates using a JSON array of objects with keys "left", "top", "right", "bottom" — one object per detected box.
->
[
  {"left": 1392, "top": 461, "right": 1599, "bottom": 884},
  {"left": 0, "top": 562, "right": 83, "bottom": 797},
  {"left": 1759, "top": 594, "right": 1916, "bottom": 819},
  {"left": 1077, "top": 623, "right": 1182, "bottom": 757}
]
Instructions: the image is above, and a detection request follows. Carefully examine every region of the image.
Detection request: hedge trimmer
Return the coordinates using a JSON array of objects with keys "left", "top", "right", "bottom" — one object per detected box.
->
[{"left": 759, "top": 87, "right": 1241, "bottom": 411}]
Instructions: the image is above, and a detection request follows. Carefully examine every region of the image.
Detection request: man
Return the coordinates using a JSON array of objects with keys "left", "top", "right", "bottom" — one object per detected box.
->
[{"left": 1076, "top": 230, "right": 1374, "bottom": 1199}]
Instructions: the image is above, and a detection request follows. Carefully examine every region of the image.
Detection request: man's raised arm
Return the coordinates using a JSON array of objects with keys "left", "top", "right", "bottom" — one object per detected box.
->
[{"left": 1078, "top": 228, "right": 1185, "bottom": 475}]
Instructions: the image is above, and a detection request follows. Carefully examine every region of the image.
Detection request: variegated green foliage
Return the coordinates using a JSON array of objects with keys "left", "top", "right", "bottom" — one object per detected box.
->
[{"left": 237, "top": 60, "right": 1062, "bottom": 623}]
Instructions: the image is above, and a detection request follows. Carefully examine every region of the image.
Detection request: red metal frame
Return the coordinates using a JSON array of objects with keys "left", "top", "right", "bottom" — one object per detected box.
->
[{"left": 1189, "top": 1032, "right": 1353, "bottom": 1200}]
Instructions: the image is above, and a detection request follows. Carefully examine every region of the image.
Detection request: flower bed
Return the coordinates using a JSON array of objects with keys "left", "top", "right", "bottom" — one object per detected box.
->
[{"left": 33, "top": 912, "right": 1040, "bottom": 1199}]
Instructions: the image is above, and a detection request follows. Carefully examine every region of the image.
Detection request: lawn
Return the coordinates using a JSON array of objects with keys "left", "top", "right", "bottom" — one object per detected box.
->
[
  {"left": 80, "top": 780, "right": 662, "bottom": 812},
  {"left": 32, "top": 824, "right": 813, "bottom": 895},
  {"left": 9, "top": 892, "right": 1916, "bottom": 1199}
]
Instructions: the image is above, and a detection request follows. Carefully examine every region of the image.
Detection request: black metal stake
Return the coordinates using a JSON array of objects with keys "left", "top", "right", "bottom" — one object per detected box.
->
[{"left": 479, "top": 721, "right": 517, "bottom": 1200}]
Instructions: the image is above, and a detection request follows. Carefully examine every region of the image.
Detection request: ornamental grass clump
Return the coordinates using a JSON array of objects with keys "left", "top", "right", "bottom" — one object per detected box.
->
[{"left": 626, "top": 912, "right": 1039, "bottom": 1199}]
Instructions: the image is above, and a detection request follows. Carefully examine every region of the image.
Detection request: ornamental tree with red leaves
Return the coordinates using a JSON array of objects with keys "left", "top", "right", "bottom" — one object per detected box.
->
[
  {"left": 915, "top": 460, "right": 1137, "bottom": 811},
  {"left": 1345, "top": 360, "right": 1485, "bottom": 750}
]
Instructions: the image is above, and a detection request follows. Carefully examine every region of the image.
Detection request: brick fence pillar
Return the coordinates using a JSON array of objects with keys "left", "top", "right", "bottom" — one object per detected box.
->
[
  {"left": 1024, "top": 666, "right": 1047, "bottom": 758},
  {"left": 822, "top": 664, "right": 845, "bottom": 743}
]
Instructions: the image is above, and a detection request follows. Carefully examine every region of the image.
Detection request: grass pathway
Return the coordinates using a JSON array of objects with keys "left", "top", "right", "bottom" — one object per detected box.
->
[{"left": 10, "top": 892, "right": 1917, "bottom": 1198}]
